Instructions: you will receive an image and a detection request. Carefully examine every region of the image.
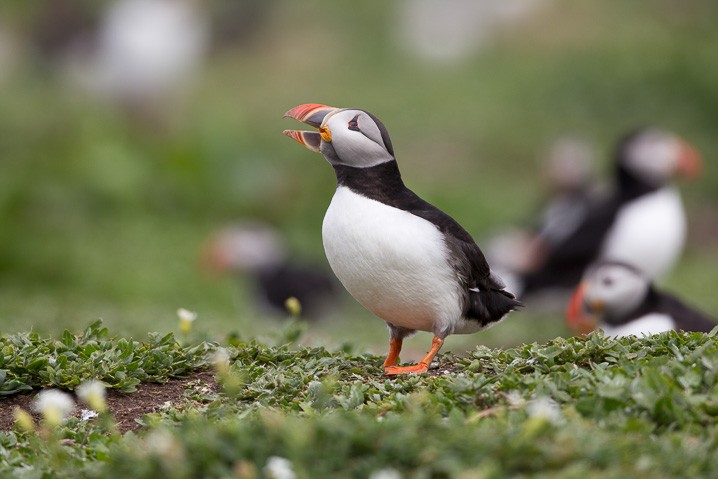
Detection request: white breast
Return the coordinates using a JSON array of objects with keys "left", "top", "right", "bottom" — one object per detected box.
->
[
  {"left": 600, "top": 188, "right": 685, "bottom": 279},
  {"left": 322, "top": 187, "right": 463, "bottom": 334},
  {"left": 600, "top": 313, "right": 675, "bottom": 338}
]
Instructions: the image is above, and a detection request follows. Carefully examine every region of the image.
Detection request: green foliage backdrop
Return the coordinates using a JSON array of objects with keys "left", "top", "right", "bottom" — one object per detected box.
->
[{"left": 0, "top": 1, "right": 716, "bottom": 348}]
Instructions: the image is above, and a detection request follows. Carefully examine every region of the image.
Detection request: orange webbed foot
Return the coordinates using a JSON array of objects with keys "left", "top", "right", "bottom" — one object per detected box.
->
[
  {"left": 384, "top": 363, "right": 429, "bottom": 375},
  {"left": 382, "top": 336, "right": 444, "bottom": 376}
]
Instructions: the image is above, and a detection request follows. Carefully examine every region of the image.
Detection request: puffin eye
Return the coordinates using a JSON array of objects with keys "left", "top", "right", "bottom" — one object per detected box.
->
[
  {"left": 602, "top": 277, "right": 614, "bottom": 287},
  {"left": 348, "top": 115, "right": 360, "bottom": 131}
]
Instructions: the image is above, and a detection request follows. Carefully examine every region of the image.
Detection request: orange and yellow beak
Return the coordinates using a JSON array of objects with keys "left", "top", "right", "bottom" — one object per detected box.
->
[
  {"left": 565, "top": 282, "right": 599, "bottom": 335},
  {"left": 283, "top": 103, "right": 339, "bottom": 153},
  {"left": 676, "top": 140, "right": 703, "bottom": 179}
]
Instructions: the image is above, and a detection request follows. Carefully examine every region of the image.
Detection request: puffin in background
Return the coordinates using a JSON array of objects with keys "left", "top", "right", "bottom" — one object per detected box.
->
[
  {"left": 529, "top": 137, "right": 598, "bottom": 252},
  {"left": 486, "top": 136, "right": 598, "bottom": 294},
  {"left": 520, "top": 128, "right": 703, "bottom": 297},
  {"left": 202, "top": 222, "right": 339, "bottom": 319},
  {"left": 63, "top": 0, "right": 210, "bottom": 128},
  {"left": 566, "top": 261, "right": 716, "bottom": 337},
  {"left": 283, "top": 103, "right": 520, "bottom": 374}
]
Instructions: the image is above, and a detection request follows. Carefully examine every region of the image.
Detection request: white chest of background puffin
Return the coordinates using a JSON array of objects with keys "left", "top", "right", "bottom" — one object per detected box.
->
[
  {"left": 565, "top": 261, "right": 716, "bottom": 338},
  {"left": 521, "top": 128, "right": 703, "bottom": 296},
  {"left": 283, "top": 104, "right": 521, "bottom": 374},
  {"left": 599, "top": 129, "right": 701, "bottom": 278}
]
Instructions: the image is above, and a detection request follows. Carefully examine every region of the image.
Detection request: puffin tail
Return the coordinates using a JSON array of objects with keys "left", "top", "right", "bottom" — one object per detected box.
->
[{"left": 466, "top": 288, "right": 522, "bottom": 326}]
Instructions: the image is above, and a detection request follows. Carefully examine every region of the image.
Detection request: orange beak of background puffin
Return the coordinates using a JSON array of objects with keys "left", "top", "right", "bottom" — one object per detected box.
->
[
  {"left": 565, "top": 282, "right": 598, "bottom": 335},
  {"left": 283, "top": 103, "right": 339, "bottom": 153},
  {"left": 676, "top": 140, "right": 703, "bottom": 179}
]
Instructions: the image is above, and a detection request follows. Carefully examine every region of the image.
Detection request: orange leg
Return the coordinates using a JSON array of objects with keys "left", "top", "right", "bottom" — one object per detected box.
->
[
  {"left": 384, "top": 336, "right": 444, "bottom": 375},
  {"left": 383, "top": 337, "right": 403, "bottom": 367}
]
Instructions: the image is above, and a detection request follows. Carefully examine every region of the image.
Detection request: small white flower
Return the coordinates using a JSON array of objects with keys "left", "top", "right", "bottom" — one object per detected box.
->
[
  {"left": 177, "top": 308, "right": 197, "bottom": 334},
  {"left": 211, "top": 347, "right": 231, "bottom": 375},
  {"left": 80, "top": 409, "right": 99, "bottom": 421},
  {"left": 77, "top": 380, "right": 107, "bottom": 413},
  {"left": 527, "top": 397, "right": 563, "bottom": 425},
  {"left": 177, "top": 308, "right": 197, "bottom": 322},
  {"left": 505, "top": 391, "right": 525, "bottom": 407},
  {"left": 32, "top": 389, "right": 75, "bottom": 427},
  {"left": 264, "top": 456, "right": 296, "bottom": 479},
  {"left": 369, "top": 467, "right": 403, "bottom": 479}
]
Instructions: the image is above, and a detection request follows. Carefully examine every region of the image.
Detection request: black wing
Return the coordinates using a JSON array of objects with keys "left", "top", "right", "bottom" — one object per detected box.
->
[
  {"left": 655, "top": 292, "right": 717, "bottom": 333},
  {"left": 395, "top": 189, "right": 520, "bottom": 324},
  {"left": 522, "top": 194, "right": 622, "bottom": 293},
  {"left": 390, "top": 188, "right": 491, "bottom": 283}
]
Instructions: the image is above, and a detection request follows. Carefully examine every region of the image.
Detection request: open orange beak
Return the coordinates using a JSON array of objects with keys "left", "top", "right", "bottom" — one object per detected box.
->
[
  {"left": 283, "top": 103, "right": 339, "bottom": 153},
  {"left": 676, "top": 140, "right": 703, "bottom": 179},
  {"left": 565, "top": 282, "right": 598, "bottom": 335}
]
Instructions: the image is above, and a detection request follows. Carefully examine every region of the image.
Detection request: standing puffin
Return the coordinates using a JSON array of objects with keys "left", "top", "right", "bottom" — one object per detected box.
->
[
  {"left": 521, "top": 128, "right": 703, "bottom": 296},
  {"left": 283, "top": 103, "right": 520, "bottom": 374},
  {"left": 566, "top": 261, "right": 716, "bottom": 337}
]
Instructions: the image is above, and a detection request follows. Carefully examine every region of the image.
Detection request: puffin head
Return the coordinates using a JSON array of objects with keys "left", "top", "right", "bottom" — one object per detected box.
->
[
  {"left": 283, "top": 103, "right": 395, "bottom": 168},
  {"left": 200, "top": 222, "right": 286, "bottom": 275},
  {"left": 616, "top": 128, "right": 703, "bottom": 188},
  {"left": 566, "top": 261, "right": 650, "bottom": 332}
]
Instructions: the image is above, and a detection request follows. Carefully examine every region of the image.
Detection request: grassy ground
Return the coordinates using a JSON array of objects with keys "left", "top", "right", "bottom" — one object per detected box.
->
[{"left": 2, "top": 323, "right": 718, "bottom": 477}]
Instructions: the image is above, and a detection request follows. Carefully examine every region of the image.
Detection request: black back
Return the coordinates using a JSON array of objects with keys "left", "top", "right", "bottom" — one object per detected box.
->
[
  {"left": 654, "top": 291, "right": 716, "bottom": 333},
  {"left": 604, "top": 285, "right": 716, "bottom": 333}
]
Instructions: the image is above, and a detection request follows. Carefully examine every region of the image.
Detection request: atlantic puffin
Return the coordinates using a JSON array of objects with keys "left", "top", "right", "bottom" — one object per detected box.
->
[
  {"left": 566, "top": 261, "right": 716, "bottom": 337},
  {"left": 521, "top": 128, "right": 702, "bottom": 296},
  {"left": 201, "top": 222, "right": 338, "bottom": 319},
  {"left": 283, "top": 103, "right": 520, "bottom": 374}
]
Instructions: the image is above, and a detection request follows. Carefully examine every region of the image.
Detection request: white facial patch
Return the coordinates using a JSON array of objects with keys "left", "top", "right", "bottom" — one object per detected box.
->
[
  {"left": 322, "top": 110, "right": 394, "bottom": 168},
  {"left": 584, "top": 263, "right": 649, "bottom": 318},
  {"left": 623, "top": 130, "right": 682, "bottom": 185},
  {"left": 214, "top": 224, "right": 285, "bottom": 271}
]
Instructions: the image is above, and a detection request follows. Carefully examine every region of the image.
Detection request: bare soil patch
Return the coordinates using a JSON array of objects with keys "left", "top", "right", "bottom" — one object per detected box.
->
[{"left": 0, "top": 371, "right": 218, "bottom": 433}]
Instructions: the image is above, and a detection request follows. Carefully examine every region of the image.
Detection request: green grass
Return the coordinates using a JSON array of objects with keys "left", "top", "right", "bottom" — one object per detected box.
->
[
  {"left": 0, "top": 321, "right": 210, "bottom": 394},
  {"left": 2, "top": 323, "right": 718, "bottom": 477}
]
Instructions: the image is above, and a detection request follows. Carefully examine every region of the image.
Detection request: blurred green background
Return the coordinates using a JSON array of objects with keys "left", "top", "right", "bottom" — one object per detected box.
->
[{"left": 0, "top": 0, "right": 716, "bottom": 357}]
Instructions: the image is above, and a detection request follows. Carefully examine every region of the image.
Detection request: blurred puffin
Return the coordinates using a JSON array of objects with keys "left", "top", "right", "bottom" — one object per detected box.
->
[
  {"left": 64, "top": 0, "right": 209, "bottom": 128},
  {"left": 521, "top": 128, "right": 702, "bottom": 296},
  {"left": 566, "top": 261, "right": 716, "bottom": 337},
  {"left": 486, "top": 137, "right": 597, "bottom": 291},
  {"left": 530, "top": 137, "right": 597, "bottom": 250},
  {"left": 202, "top": 222, "right": 339, "bottom": 319},
  {"left": 283, "top": 104, "right": 520, "bottom": 374}
]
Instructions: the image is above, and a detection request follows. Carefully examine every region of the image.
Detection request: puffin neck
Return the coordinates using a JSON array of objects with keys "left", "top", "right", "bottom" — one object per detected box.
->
[
  {"left": 332, "top": 160, "right": 406, "bottom": 199},
  {"left": 604, "top": 284, "right": 660, "bottom": 325},
  {"left": 616, "top": 164, "right": 661, "bottom": 203}
]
